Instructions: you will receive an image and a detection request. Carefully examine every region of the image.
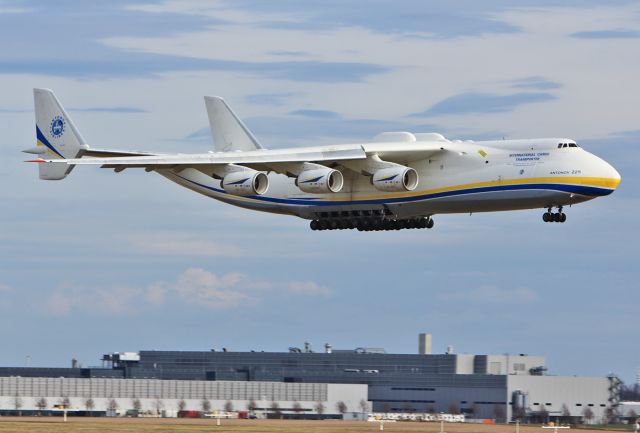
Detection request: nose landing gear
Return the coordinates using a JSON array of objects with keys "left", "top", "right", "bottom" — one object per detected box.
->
[{"left": 542, "top": 207, "right": 567, "bottom": 223}]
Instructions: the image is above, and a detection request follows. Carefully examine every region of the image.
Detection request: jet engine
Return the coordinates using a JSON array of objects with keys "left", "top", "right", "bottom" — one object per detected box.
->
[
  {"left": 221, "top": 170, "right": 269, "bottom": 196},
  {"left": 296, "top": 168, "right": 344, "bottom": 193},
  {"left": 372, "top": 166, "right": 418, "bottom": 192}
]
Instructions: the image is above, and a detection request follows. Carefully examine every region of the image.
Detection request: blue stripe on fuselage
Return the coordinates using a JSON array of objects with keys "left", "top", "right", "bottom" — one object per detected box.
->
[{"left": 175, "top": 174, "right": 613, "bottom": 207}]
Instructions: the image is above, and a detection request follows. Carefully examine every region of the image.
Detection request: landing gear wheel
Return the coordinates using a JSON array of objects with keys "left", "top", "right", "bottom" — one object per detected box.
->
[
  {"left": 553, "top": 213, "right": 560, "bottom": 222},
  {"left": 559, "top": 213, "right": 567, "bottom": 223},
  {"left": 543, "top": 212, "right": 551, "bottom": 222},
  {"left": 426, "top": 218, "right": 434, "bottom": 229},
  {"left": 310, "top": 220, "right": 319, "bottom": 231}
]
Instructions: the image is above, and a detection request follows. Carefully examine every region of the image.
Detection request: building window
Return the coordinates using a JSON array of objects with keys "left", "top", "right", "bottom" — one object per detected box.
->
[{"left": 576, "top": 404, "right": 582, "bottom": 406}]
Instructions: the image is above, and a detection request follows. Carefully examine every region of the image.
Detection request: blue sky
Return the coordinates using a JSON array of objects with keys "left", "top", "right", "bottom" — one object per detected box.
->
[{"left": 0, "top": 0, "right": 638, "bottom": 384}]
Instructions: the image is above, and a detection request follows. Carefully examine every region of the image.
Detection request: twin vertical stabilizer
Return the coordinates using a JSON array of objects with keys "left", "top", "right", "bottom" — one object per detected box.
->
[
  {"left": 204, "top": 96, "right": 263, "bottom": 152},
  {"left": 30, "top": 88, "right": 89, "bottom": 180}
]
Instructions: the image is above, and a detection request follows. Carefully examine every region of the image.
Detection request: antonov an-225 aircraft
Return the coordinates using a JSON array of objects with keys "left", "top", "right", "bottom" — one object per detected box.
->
[{"left": 26, "top": 88, "right": 621, "bottom": 231}]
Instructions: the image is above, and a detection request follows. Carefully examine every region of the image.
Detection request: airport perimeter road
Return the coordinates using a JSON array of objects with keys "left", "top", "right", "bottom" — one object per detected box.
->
[{"left": 0, "top": 419, "right": 631, "bottom": 433}]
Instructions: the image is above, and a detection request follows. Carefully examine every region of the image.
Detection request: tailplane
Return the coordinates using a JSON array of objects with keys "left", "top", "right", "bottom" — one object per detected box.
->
[
  {"left": 26, "top": 88, "right": 89, "bottom": 180},
  {"left": 204, "top": 96, "right": 263, "bottom": 152}
]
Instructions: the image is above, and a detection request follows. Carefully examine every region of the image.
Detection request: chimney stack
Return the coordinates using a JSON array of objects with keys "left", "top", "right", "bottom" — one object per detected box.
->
[{"left": 418, "top": 333, "right": 432, "bottom": 355}]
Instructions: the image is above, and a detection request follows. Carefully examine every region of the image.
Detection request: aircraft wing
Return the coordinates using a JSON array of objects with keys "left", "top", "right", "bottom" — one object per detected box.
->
[{"left": 38, "top": 143, "right": 445, "bottom": 177}]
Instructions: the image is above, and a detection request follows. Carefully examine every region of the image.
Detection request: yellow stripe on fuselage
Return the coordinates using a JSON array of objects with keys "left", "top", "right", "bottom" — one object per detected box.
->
[
  {"left": 329, "top": 176, "right": 621, "bottom": 202},
  {"left": 197, "top": 175, "right": 620, "bottom": 205}
]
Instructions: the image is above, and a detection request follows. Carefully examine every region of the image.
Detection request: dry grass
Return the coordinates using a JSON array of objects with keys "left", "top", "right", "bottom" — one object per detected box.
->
[{"left": 0, "top": 418, "right": 630, "bottom": 433}]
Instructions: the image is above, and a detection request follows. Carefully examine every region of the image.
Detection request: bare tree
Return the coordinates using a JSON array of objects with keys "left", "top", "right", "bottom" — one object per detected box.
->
[
  {"left": 471, "top": 403, "right": 481, "bottom": 419},
  {"left": 603, "top": 407, "right": 616, "bottom": 424},
  {"left": 132, "top": 398, "right": 142, "bottom": 412},
  {"left": 582, "top": 407, "right": 594, "bottom": 424},
  {"left": 513, "top": 407, "right": 527, "bottom": 422},
  {"left": 154, "top": 398, "right": 164, "bottom": 415},
  {"left": 108, "top": 398, "right": 118, "bottom": 412},
  {"left": 14, "top": 396, "right": 23, "bottom": 416},
  {"left": 336, "top": 400, "right": 348, "bottom": 416},
  {"left": 60, "top": 396, "right": 71, "bottom": 409},
  {"left": 359, "top": 399, "right": 368, "bottom": 418},
  {"left": 627, "top": 409, "right": 638, "bottom": 420},
  {"left": 247, "top": 398, "right": 257, "bottom": 413},
  {"left": 448, "top": 402, "right": 460, "bottom": 414},
  {"left": 270, "top": 401, "right": 282, "bottom": 418},
  {"left": 292, "top": 401, "right": 303, "bottom": 416},
  {"left": 224, "top": 400, "right": 234, "bottom": 412},
  {"left": 35, "top": 397, "right": 47, "bottom": 414},
  {"left": 201, "top": 399, "right": 211, "bottom": 413},
  {"left": 178, "top": 399, "right": 186, "bottom": 412},
  {"left": 315, "top": 401, "right": 325, "bottom": 418},
  {"left": 493, "top": 403, "right": 506, "bottom": 422},
  {"left": 539, "top": 405, "right": 549, "bottom": 424},
  {"left": 561, "top": 403, "right": 571, "bottom": 421},
  {"left": 85, "top": 398, "right": 94, "bottom": 415}
]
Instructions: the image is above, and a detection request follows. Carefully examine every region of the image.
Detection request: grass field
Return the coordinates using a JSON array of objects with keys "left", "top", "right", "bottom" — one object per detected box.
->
[{"left": 0, "top": 418, "right": 631, "bottom": 433}]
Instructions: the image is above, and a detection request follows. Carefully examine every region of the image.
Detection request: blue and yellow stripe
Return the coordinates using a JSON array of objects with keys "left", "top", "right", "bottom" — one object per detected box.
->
[
  {"left": 36, "top": 126, "right": 64, "bottom": 158},
  {"left": 177, "top": 174, "right": 619, "bottom": 207}
]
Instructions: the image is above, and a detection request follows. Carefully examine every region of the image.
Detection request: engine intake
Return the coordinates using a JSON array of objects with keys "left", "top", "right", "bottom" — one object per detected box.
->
[
  {"left": 296, "top": 168, "right": 344, "bottom": 194},
  {"left": 372, "top": 166, "right": 418, "bottom": 192},
  {"left": 222, "top": 170, "right": 269, "bottom": 196}
]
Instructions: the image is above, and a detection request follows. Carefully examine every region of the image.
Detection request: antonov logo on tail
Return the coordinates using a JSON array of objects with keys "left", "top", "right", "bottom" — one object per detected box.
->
[
  {"left": 50, "top": 116, "right": 65, "bottom": 138},
  {"left": 25, "top": 88, "right": 621, "bottom": 232}
]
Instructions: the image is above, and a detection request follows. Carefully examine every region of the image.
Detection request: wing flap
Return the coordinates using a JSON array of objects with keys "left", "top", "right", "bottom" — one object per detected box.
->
[{"left": 80, "top": 148, "right": 159, "bottom": 158}]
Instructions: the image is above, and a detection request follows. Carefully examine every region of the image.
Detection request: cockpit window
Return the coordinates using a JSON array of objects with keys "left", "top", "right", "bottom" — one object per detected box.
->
[
  {"left": 569, "top": 143, "right": 578, "bottom": 148},
  {"left": 558, "top": 142, "right": 579, "bottom": 148}
]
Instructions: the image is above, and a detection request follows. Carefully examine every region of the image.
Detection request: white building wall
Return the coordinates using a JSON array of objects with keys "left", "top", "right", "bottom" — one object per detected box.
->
[
  {"left": 507, "top": 375, "right": 610, "bottom": 422},
  {"left": 484, "top": 355, "right": 545, "bottom": 375},
  {"left": 0, "top": 377, "right": 367, "bottom": 416}
]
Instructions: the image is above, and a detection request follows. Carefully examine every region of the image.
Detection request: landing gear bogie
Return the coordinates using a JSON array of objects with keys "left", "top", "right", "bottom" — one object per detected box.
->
[
  {"left": 309, "top": 216, "right": 435, "bottom": 231},
  {"left": 542, "top": 207, "right": 567, "bottom": 223}
]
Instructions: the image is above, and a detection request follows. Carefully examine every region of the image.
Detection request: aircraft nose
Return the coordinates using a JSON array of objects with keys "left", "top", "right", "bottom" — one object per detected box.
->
[{"left": 596, "top": 157, "right": 621, "bottom": 192}]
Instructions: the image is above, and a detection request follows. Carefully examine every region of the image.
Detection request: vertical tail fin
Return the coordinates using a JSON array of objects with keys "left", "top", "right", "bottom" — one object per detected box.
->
[
  {"left": 32, "top": 88, "right": 88, "bottom": 180},
  {"left": 204, "top": 96, "right": 263, "bottom": 152}
]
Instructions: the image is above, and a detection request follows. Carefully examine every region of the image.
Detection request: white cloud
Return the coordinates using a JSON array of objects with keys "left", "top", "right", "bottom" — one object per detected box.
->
[
  {"left": 287, "top": 281, "right": 332, "bottom": 297},
  {"left": 440, "top": 285, "right": 539, "bottom": 304},
  {"left": 45, "top": 284, "right": 143, "bottom": 317},
  {"left": 41, "top": 268, "right": 331, "bottom": 315},
  {"left": 171, "top": 268, "right": 254, "bottom": 309},
  {"left": 0, "top": 283, "right": 13, "bottom": 292}
]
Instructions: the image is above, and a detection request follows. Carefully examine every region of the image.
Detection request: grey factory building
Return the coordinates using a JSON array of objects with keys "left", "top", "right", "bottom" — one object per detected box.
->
[{"left": 0, "top": 335, "right": 616, "bottom": 422}]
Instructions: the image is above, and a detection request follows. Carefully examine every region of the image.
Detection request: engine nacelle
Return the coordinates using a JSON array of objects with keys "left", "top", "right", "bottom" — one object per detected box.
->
[
  {"left": 372, "top": 166, "right": 418, "bottom": 192},
  {"left": 221, "top": 170, "right": 269, "bottom": 196},
  {"left": 296, "top": 168, "right": 344, "bottom": 193}
]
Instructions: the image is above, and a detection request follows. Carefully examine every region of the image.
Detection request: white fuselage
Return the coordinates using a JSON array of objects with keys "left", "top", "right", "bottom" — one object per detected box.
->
[{"left": 159, "top": 138, "right": 620, "bottom": 220}]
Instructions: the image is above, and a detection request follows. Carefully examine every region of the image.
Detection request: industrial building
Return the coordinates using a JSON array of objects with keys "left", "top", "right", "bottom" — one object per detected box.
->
[
  {"left": 0, "top": 335, "right": 616, "bottom": 422},
  {"left": 0, "top": 377, "right": 367, "bottom": 418}
]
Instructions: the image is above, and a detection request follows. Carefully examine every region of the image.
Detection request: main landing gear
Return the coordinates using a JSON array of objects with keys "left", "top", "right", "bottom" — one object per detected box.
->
[
  {"left": 310, "top": 217, "right": 435, "bottom": 231},
  {"left": 542, "top": 207, "right": 567, "bottom": 223}
]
